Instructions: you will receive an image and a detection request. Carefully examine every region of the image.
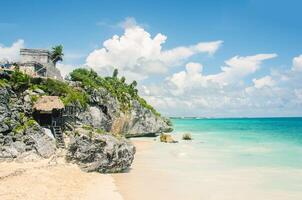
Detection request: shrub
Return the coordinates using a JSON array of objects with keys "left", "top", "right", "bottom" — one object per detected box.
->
[
  {"left": 70, "top": 68, "right": 159, "bottom": 115},
  {"left": 96, "top": 128, "right": 105, "bottom": 134},
  {"left": 82, "top": 124, "right": 93, "bottom": 131},
  {"left": 0, "top": 79, "right": 8, "bottom": 87},
  {"left": 38, "top": 78, "right": 88, "bottom": 107},
  {"left": 30, "top": 95, "right": 39, "bottom": 103},
  {"left": 10, "top": 70, "right": 30, "bottom": 91}
]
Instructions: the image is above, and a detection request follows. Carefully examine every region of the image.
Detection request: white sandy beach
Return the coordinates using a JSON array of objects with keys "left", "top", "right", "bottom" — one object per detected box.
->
[{"left": 0, "top": 154, "right": 123, "bottom": 200}]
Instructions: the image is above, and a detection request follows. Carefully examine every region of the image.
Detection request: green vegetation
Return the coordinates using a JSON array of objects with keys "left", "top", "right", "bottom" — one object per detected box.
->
[
  {"left": 82, "top": 124, "right": 106, "bottom": 134},
  {"left": 50, "top": 45, "right": 64, "bottom": 66},
  {"left": 70, "top": 68, "right": 160, "bottom": 115},
  {"left": 82, "top": 124, "right": 94, "bottom": 131},
  {"left": 30, "top": 95, "right": 39, "bottom": 103},
  {"left": 38, "top": 78, "right": 88, "bottom": 107},
  {"left": 0, "top": 79, "right": 8, "bottom": 87},
  {"left": 96, "top": 128, "right": 106, "bottom": 134},
  {"left": 4, "top": 70, "right": 88, "bottom": 107},
  {"left": 4, "top": 66, "right": 160, "bottom": 115},
  {"left": 10, "top": 69, "right": 31, "bottom": 91},
  {"left": 13, "top": 119, "right": 38, "bottom": 135}
]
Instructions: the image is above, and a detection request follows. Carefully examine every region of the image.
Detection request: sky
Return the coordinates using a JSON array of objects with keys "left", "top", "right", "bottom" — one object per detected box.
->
[{"left": 1, "top": 0, "right": 302, "bottom": 117}]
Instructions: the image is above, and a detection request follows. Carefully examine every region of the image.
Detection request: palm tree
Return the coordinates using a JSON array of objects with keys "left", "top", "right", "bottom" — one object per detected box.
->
[
  {"left": 130, "top": 80, "right": 137, "bottom": 87},
  {"left": 50, "top": 45, "right": 64, "bottom": 66},
  {"left": 120, "top": 76, "right": 126, "bottom": 83},
  {"left": 112, "top": 68, "right": 118, "bottom": 78}
]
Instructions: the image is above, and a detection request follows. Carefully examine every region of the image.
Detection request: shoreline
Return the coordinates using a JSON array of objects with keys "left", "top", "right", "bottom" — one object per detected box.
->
[
  {"left": 3, "top": 132, "right": 302, "bottom": 200},
  {"left": 113, "top": 135, "right": 302, "bottom": 200}
]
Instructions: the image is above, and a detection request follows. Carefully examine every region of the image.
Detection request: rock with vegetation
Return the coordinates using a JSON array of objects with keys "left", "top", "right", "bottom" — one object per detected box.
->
[
  {"left": 70, "top": 68, "right": 173, "bottom": 137},
  {"left": 0, "top": 118, "right": 56, "bottom": 160},
  {"left": 0, "top": 67, "right": 170, "bottom": 174},
  {"left": 182, "top": 133, "right": 192, "bottom": 140},
  {"left": 159, "top": 133, "right": 178, "bottom": 143},
  {"left": 0, "top": 84, "right": 56, "bottom": 160},
  {"left": 66, "top": 131, "right": 135, "bottom": 173}
]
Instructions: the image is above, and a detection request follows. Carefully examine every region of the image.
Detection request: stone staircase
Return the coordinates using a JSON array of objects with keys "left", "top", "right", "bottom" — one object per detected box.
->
[{"left": 52, "top": 126, "right": 65, "bottom": 148}]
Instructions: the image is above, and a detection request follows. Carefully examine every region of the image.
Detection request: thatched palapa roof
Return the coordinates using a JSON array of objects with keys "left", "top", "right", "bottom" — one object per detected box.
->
[{"left": 33, "top": 96, "right": 64, "bottom": 112}]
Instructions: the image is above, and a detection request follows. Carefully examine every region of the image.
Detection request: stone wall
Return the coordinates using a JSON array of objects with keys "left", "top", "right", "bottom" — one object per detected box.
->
[
  {"left": 19, "top": 48, "right": 63, "bottom": 80},
  {"left": 45, "top": 63, "right": 63, "bottom": 80},
  {"left": 20, "top": 49, "right": 50, "bottom": 64}
]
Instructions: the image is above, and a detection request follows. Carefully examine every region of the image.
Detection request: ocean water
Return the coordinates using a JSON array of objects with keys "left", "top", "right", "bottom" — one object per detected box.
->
[
  {"left": 143, "top": 117, "right": 302, "bottom": 199},
  {"left": 172, "top": 117, "right": 302, "bottom": 169}
]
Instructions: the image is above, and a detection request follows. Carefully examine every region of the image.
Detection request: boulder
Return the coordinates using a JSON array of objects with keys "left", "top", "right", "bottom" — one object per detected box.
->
[
  {"left": 160, "top": 133, "right": 178, "bottom": 143},
  {"left": 23, "top": 122, "right": 56, "bottom": 158},
  {"left": 33, "top": 88, "right": 45, "bottom": 94},
  {"left": 66, "top": 133, "right": 135, "bottom": 173},
  {"left": 182, "top": 133, "right": 193, "bottom": 140},
  {"left": 0, "top": 120, "right": 56, "bottom": 160}
]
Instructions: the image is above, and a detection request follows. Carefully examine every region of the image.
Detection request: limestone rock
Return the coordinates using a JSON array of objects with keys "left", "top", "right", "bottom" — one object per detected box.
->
[
  {"left": 78, "top": 87, "right": 173, "bottom": 137},
  {"left": 0, "top": 121, "right": 56, "bottom": 160},
  {"left": 0, "top": 86, "right": 56, "bottom": 161},
  {"left": 66, "top": 133, "right": 135, "bottom": 173},
  {"left": 160, "top": 133, "right": 178, "bottom": 143}
]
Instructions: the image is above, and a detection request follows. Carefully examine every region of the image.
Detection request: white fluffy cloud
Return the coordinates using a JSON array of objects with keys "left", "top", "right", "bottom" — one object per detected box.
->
[
  {"left": 86, "top": 19, "right": 222, "bottom": 80},
  {"left": 292, "top": 55, "right": 302, "bottom": 71},
  {"left": 252, "top": 76, "right": 275, "bottom": 89},
  {"left": 56, "top": 63, "right": 81, "bottom": 78},
  {"left": 207, "top": 54, "right": 277, "bottom": 86},
  {"left": 164, "top": 54, "right": 277, "bottom": 96},
  {"left": 140, "top": 53, "right": 302, "bottom": 117},
  {"left": 0, "top": 39, "right": 24, "bottom": 62}
]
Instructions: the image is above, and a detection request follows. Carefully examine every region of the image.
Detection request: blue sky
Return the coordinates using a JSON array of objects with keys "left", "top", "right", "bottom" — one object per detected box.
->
[{"left": 1, "top": 0, "right": 302, "bottom": 117}]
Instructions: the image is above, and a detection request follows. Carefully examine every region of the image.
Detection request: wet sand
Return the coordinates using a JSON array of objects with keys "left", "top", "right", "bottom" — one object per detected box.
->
[
  {"left": 113, "top": 139, "right": 198, "bottom": 200},
  {"left": 113, "top": 138, "right": 302, "bottom": 200}
]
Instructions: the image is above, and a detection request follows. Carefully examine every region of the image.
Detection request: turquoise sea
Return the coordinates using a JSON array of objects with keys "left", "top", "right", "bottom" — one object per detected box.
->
[
  {"left": 142, "top": 117, "right": 302, "bottom": 199},
  {"left": 172, "top": 117, "right": 302, "bottom": 169}
]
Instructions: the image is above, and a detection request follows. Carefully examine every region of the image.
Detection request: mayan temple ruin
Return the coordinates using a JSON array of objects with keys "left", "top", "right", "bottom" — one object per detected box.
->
[{"left": 19, "top": 48, "right": 62, "bottom": 79}]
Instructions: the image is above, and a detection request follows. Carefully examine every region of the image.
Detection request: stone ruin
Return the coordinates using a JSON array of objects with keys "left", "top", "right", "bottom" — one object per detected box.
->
[{"left": 19, "top": 48, "right": 62, "bottom": 80}]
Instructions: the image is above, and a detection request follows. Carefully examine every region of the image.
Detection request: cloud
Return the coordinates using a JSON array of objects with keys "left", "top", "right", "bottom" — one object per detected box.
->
[
  {"left": 56, "top": 63, "right": 78, "bottom": 78},
  {"left": 292, "top": 55, "right": 302, "bottom": 71},
  {"left": 252, "top": 76, "right": 275, "bottom": 89},
  {"left": 207, "top": 54, "right": 277, "bottom": 86},
  {"left": 86, "top": 17, "right": 222, "bottom": 80},
  {"left": 140, "top": 53, "right": 302, "bottom": 117},
  {"left": 166, "top": 62, "right": 208, "bottom": 95},
  {"left": 164, "top": 54, "right": 277, "bottom": 96},
  {"left": 118, "top": 17, "right": 139, "bottom": 29},
  {"left": 0, "top": 39, "right": 24, "bottom": 62},
  {"left": 295, "top": 89, "right": 302, "bottom": 103}
]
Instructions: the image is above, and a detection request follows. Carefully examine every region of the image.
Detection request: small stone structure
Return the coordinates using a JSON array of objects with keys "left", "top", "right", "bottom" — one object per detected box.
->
[{"left": 19, "top": 48, "right": 62, "bottom": 79}]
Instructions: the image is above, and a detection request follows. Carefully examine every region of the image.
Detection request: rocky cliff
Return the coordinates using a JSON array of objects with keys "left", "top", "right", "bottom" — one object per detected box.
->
[
  {"left": 0, "top": 68, "right": 172, "bottom": 173},
  {"left": 78, "top": 87, "right": 172, "bottom": 137},
  {"left": 0, "top": 86, "right": 56, "bottom": 160}
]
